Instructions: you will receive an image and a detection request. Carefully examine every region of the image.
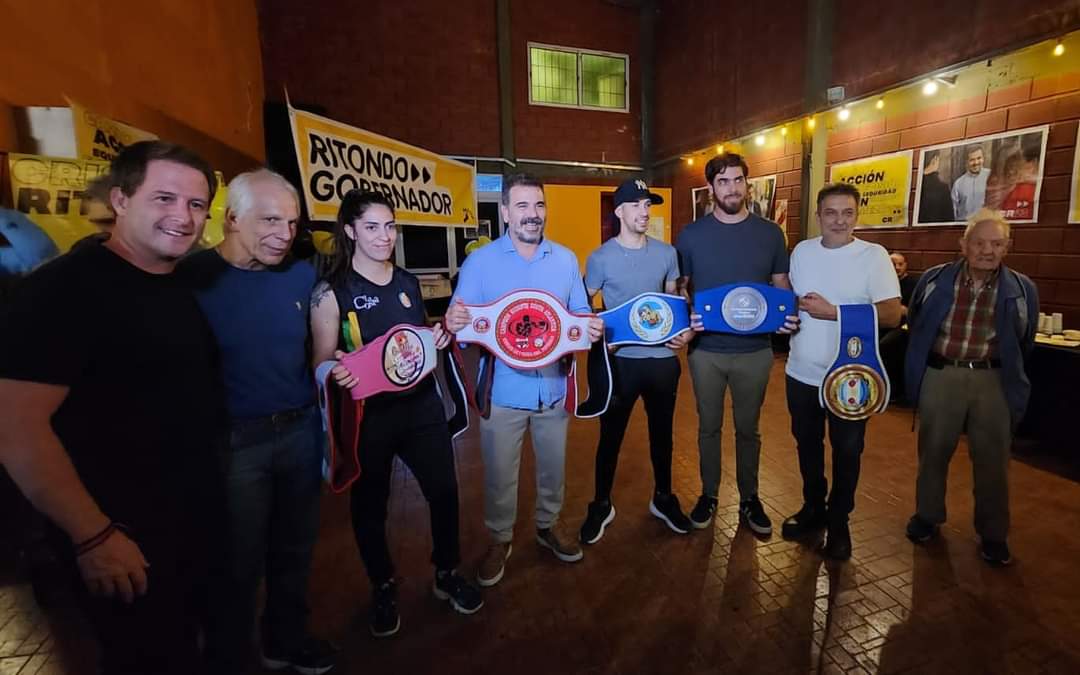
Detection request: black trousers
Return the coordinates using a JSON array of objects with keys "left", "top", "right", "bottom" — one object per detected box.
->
[
  {"left": 71, "top": 527, "right": 213, "bottom": 675},
  {"left": 350, "top": 384, "right": 460, "bottom": 584},
  {"left": 785, "top": 376, "right": 867, "bottom": 523},
  {"left": 594, "top": 355, "right": 680, "bottom": 502}
]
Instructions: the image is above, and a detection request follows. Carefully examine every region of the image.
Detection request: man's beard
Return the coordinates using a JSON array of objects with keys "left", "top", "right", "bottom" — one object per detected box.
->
[
  {"left": 714, "top": 194, "right": 744, "bottom": 215},
  {"left": 515, "top": 218, "right": 544, "bottom": 243}
]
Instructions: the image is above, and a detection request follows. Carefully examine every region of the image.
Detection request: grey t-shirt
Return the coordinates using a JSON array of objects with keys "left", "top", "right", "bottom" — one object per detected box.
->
[
  {"left": 585, "top": 236, "right": 680, "bottom": 359},
  {"left": 675, "top": 212, "right": 789, "bottom": 353}
]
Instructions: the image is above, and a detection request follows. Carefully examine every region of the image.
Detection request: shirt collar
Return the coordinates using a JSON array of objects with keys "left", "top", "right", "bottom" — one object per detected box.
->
[
  {"left": 499, "top": 233, "right": 551, "bottom": 259},
  {"left": 960, "top": 261, "right": 999, "bottom": 287}
]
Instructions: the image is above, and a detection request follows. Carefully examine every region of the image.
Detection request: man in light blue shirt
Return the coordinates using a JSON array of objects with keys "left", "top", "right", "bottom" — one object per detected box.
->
[
  {"left": 446, "top": 173, "right": 602, "bottom": 586},
  {"left": 951, "top": 145, "right": 990, "bottom": 220}
]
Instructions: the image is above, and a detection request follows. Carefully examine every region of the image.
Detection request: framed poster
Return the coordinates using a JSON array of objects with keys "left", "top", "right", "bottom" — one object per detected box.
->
[
  {"left": 692, "top": 186, "right": 714, "bottom": 220},
  {"left": 746, "top": 174, "right": 777, "bottom": 219},
  {"left": 913, "top": 125, "right": 1048, "bottom": 226},
  {"left": 828, "top": 150, "right": 913, "bottom": 228},
  {"left": 1069, "top": 125, "right": 1080, "bottom": 224}
]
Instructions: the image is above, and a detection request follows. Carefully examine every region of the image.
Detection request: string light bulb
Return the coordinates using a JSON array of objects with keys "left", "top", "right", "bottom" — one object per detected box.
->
[
  {"left": 838, "top": 107, "right": 851, "bottom": 121},
  {"left": 755, "top": 134, "right": 766, "bottom": 146},
  {"left": 807, "top": 116, "right": 816, "bottom": 130},
  {"left": 876, "top": 97, "right": 885, "bottom": 110},
  {"left": 1054, "top": 40, "right": 1065, "bottom": 57},
  {"left": 922, "top": 80, "right": 939, "bottom": 96}
]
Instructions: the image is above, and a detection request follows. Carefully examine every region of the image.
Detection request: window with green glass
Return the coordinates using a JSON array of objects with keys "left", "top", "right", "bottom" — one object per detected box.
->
[{"left": 528, "top": 43, "right": 628, "bottom": 112}]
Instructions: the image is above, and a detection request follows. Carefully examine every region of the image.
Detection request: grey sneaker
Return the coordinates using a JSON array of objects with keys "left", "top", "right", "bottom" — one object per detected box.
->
[{"left": 537, "top": 525, "right": 584, "bottom": 562}]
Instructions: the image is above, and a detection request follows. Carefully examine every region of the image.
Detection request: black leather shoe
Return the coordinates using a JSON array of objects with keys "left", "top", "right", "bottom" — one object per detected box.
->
[
  {"left": 823, "top": 522, "right": 852, "bottom": 560},
  {"left": 780, "top": 504, "right": 828, "bottom": 540}
]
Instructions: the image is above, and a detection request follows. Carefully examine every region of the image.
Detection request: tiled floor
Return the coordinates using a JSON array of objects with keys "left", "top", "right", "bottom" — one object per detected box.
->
[{"left": 3, "top": 355, "right": 1080, "bottom": 674}]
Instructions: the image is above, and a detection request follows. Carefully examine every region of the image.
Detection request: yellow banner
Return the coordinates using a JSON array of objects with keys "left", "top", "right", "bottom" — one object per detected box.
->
[
  {"left": 1070, "top": 125, "right": 1080, "bottom": 224},
  {"left": 828, "top": 150, "right": 913, "bottom": 228},
  {"left": 68, "top": 98, "right": 158, "bottom": 162},
  {"left": 8, "top": 154, "right": 227, "bottom": 254},
  {"left": 288, "top": 106, "right": 477, "bottom": 227}
]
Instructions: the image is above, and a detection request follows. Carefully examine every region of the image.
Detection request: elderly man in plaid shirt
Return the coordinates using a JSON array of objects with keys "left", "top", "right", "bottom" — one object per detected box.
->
[{"left": 903, "top": 208, "right": 1038, "bottom": 566}]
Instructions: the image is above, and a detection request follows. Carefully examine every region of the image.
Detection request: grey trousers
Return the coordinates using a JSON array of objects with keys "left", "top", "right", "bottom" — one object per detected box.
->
[
  {"left": 479, "top": 403, "right": 570, "bottom": 543},
  {"left": 687, "top": 347, "right": 774, "bottom": 500},
  {"left": 915, "top": 365, "right": 1013, "bottom": 541}
]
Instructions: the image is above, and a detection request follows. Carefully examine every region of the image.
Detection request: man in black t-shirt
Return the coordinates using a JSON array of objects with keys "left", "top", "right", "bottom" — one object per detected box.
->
[{"left": 0, "top": 141, "right": 224, "bottom": 675}]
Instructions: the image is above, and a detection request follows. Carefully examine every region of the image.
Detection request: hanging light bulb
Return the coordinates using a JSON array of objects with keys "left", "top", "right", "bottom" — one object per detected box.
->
[
  {"left": 922, "top": 80, "right": 939, "bottom": 96},
  {"left": 1054, "top": 40, "right": 1065, "bottom": 57},
  {"left": 755, "top": 134, "right": 766, "bottom": 146},
  {"left": 876, "top": 97, "right": 885, "bottom": 110},
  {"left": 838, "top": 107, "right": 851, "bottom": 121}
]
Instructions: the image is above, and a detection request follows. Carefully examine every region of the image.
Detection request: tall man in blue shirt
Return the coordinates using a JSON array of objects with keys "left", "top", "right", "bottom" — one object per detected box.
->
[
  {"left": 181, "top": 169, "right": 336, "bottom": 675},
  {"left": 445, "top": 173, "right": 603, "bottom": 587}
]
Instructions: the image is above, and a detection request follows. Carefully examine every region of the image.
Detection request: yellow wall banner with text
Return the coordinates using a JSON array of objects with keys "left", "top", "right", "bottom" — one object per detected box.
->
[
  {"left": 9, "top": 153, "right": 111, "bottom": 252},
  {"left": 288, "top": 106, "right": 477, "bottom": 227},
  {"left": 9, "top": 154, "right": 228, "bottom": 253},
  {"left": 828, "top": 150, "right": 913, "bottom": 228},
  {"left": 68, "top": 99, "right": 158, "bottom": 162},
  {"left": 1069, "top": 125, "right": 1080, "bottom": 224}
]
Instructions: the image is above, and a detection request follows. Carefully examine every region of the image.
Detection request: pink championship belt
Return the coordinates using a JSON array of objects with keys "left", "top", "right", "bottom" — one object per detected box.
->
[
  {"left": 454, "top": 289, "right": 593, "bottom": 369},
  {"left": 338, "top": 324, "right": 438, "bottom": 400}
]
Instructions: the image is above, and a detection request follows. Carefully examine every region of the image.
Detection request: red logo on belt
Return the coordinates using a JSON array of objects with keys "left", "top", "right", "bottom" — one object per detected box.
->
[{"left": 496, "top": 298, "right": 562, "bottom": 362}]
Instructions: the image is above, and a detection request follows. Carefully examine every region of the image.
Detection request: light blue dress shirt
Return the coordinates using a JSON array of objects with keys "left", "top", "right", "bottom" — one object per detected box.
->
[{"left": 452, "top": 233, "right": 590, "bottom": 410}]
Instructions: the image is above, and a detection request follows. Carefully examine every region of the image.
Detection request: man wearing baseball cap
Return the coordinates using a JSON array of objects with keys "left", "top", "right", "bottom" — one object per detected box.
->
[{"left": 579, "top": 178, "right": 693, "bottom": 544}]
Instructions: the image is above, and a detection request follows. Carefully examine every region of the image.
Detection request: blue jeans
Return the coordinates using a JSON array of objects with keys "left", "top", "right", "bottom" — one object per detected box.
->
[{"left": 208, "top": 406, "right": 322, "bottom": 669}]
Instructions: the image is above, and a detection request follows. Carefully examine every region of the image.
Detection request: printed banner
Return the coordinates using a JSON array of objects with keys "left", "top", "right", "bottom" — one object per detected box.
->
[
  {"left": 8, "top": 153, "right": 111, "bottom": 252},
  {"left": 8, "top": 154, "right": 227, "bottom": 255},
  {"left": 288, "top": 106, "right": 477, "bottom": 227},
  {"left": 828, "top": 150, "right": 913, "bottom": 228},
  {"left": 1069, "top": 124, "right": 1080, "bottom": 224},
  {"left": 67, "top": 99, "right": 158, "bottom": 162},
  {"left": 913, "top": 125, "right": 1048, "bottom": 226}
]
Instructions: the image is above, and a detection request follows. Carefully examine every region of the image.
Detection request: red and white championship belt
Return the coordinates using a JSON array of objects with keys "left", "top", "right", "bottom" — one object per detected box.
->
[{"left": 454, "top": 289, "right": 593, "bottom": 368}]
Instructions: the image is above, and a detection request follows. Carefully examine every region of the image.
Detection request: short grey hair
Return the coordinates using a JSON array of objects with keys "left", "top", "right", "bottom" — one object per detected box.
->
[
  {"left": 226, "top": 169, "right": 300, "bottom": 218},
  {"left": 962, "top": 207, "right": 1010, "bottom": 239}
]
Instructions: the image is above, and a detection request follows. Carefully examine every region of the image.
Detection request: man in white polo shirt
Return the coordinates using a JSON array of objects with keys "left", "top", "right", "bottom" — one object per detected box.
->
[{"left": 780, "top": 183, "right": 901, "bottom": 560}]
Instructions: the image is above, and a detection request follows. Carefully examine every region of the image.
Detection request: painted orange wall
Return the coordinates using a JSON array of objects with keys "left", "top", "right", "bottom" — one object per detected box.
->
[
  {"left": 0, "top": 1, "right": 265, "bottom": 176},
  {"left": 545, "top": 185, "right": 674, "bottom": 273}
]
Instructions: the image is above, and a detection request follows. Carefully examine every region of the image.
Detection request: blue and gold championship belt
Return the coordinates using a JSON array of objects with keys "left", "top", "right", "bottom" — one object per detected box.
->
[
  {"left": 819, "top": 304, "right": 890, "bottom": 420},
  {"left": 694, "top": 283, "right": 797, "bottom": 334},
  {"left": 599, "top": 292, "right": 692, "bottom": 346}
]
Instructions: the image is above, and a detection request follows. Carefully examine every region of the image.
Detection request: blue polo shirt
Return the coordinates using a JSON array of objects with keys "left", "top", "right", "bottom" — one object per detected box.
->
[
  {"left": 452, "top": 234, "right": 590, "bottom": 410},
  {"left": 179, "top": 250, "right": 316, "bottom": 420}
]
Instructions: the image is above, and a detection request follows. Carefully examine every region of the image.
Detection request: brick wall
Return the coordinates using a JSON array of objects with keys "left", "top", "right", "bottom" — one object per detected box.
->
[
  {"left": 258, "top": 0, "right": 640, "bottom": 164},
  {"left": 511, "top": 0, "right": 641, "bottom": 164},
  {"left": 832, "top": 0, "right": 1080, "bottom": 102},
  {"left": 653, "top": 0, "right": 807, "bottom": 162},
  {"left": 829, "top": 77, "right": 1080, "bottom": 324},
  {"left": 258, "top": 0, "right": 501, "bottom": 157}
]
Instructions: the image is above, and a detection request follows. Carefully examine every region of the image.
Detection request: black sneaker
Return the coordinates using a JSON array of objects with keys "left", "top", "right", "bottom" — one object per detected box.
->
[
  {"left": 979, "top": 540, "right": 1012, "bottom": 566},
  {"left": 370, "top": 580, "right": 400, "bottom": 637},
  {"left": 433, "top": 570, "right": 484, "bottom": 614},
  {"left": 905, "top": 514, "right": 938, "bottom": 544},
  {"left": 780, "top": 504, "right": 828, "bottom": 540},
  {"left": 823, "top": 522, "right": 852, "bottom": 561},
  {"left": 261, "top": 636, "right": 338, "bottom": 675},
  {"left": 579, "top": 500, "right": 616, "bottom": 544},
  {"left": 739, "top": 497, "right": 773, "bottom": 535},
  {"left": 649, "top": 493, "right": 691, "bottom": 534},
  {"left": 689, "top": 496, "right": 718, "bottom": 529}
]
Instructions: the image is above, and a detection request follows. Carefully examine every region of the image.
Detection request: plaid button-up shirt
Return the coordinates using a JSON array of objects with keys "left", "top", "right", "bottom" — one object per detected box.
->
[{"left": 933, "top": 263, "right": 999, "bottom": 360}]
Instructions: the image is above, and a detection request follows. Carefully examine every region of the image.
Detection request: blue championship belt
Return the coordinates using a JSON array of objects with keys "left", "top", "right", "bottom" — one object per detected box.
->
[
  {"left": 819, "top": 304, "right": 890, "bottom": 420},
  {"left": 694, "top": 283, "right": 797, "bottom": 334},
  {"left": 599, "top": 292, "right": 692, "bottom": 346}
]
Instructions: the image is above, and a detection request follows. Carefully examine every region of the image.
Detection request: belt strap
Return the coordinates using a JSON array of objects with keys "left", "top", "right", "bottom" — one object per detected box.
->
[{"left": 928, "top": 353, "right": 1001, "bottom": 369}]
